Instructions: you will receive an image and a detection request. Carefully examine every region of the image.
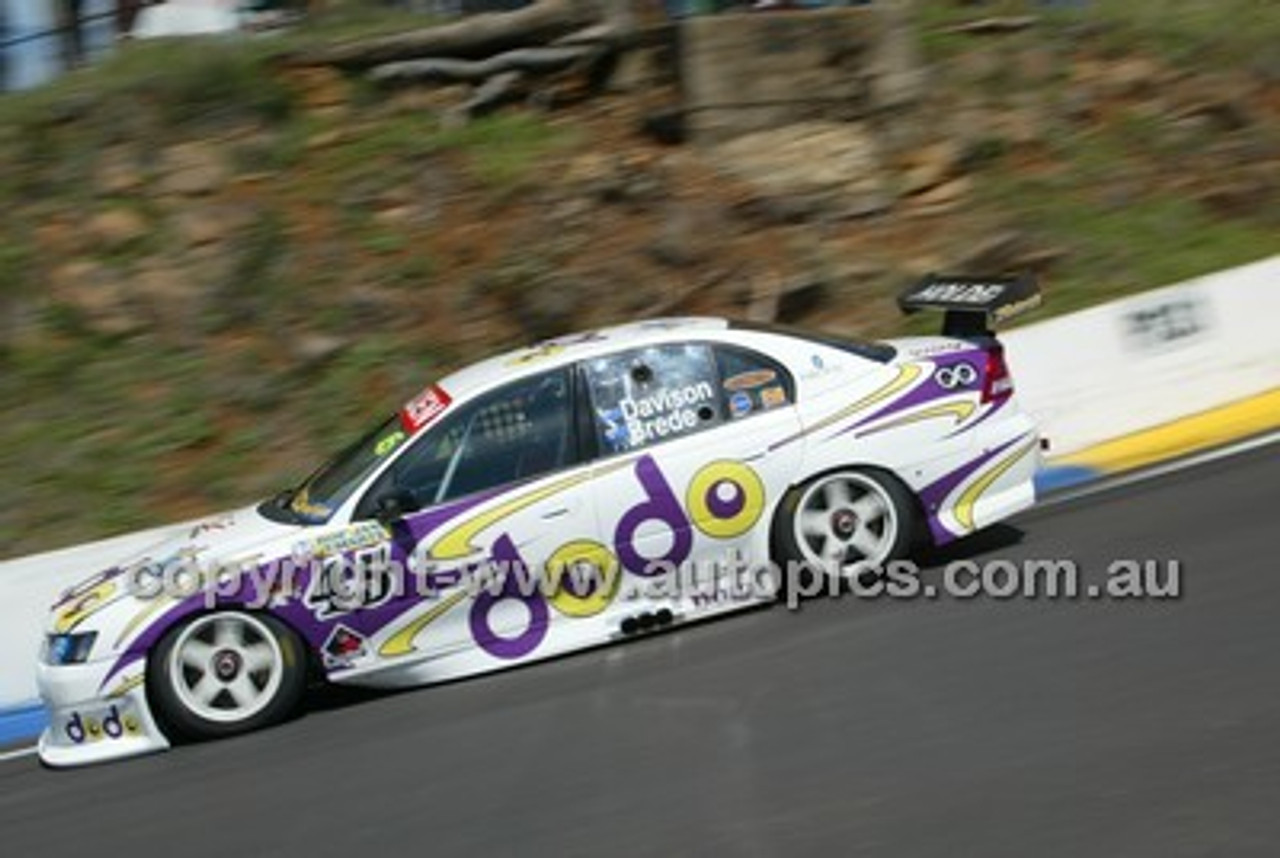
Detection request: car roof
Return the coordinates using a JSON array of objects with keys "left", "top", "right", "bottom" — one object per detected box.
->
[{"left": 436, "top": 317, "right": 731, "bottom": 400}]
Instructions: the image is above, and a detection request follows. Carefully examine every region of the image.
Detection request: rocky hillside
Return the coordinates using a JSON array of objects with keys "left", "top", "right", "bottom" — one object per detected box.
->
[{"left": 0, "top": 1, "right": 1277, "bottom": 555}]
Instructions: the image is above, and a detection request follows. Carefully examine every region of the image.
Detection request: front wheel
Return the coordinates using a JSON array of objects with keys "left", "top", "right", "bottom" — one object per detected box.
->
[
  {"left": 775, "top": 469, "right": 917, "bottom": 582},
  {"left": 149, "top": 611, "right": 307, "bottom": 741}
]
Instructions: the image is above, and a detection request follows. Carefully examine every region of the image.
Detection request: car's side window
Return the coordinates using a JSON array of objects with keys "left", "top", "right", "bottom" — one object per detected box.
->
[
  {"left": 714, "top": 345, "right": 796, "bottom": 421},
  {"left": 355, "top": 368, "right": 575, "bottom": 517},
  {"left": 584, "top": 343, "right": 722, "bottom": 455}
]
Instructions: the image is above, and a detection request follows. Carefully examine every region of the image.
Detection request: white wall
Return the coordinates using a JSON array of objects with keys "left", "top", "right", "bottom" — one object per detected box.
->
[
  {"left": 1003, "top": 255, "right": 1280, "bottom": 456},
  {"left": 0, "top": 521, "right": 191, "bottom": 706}
]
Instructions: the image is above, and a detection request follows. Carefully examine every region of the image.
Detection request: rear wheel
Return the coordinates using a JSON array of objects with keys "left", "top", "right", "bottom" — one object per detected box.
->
[
  {"left": 775, "top": 469, "right": 916, "bottom": 584},
  {"left": 149, "top": 611, "right": 306, "bottom": 741}
]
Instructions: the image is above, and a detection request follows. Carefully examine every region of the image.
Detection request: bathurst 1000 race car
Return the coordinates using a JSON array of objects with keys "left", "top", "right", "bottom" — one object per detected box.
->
[{"left": 37, "top": 274, "right": 1044, "bottom": 767}]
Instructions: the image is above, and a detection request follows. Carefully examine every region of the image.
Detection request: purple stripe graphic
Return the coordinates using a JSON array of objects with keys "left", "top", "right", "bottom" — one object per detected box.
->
[
  {"left": 918, "top": 434, "right": 1025, "bottom": 545},
  {"left": 838, "top": 351, "right": 985, "bottom": 438},
  {"left": 100, "top": 488, "right": 507, "bottom": 689}
]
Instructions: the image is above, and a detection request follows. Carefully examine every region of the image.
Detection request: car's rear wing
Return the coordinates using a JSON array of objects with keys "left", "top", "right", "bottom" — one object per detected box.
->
[{"left": 897, "top": 273, "right": 1041, "bottom": 338}]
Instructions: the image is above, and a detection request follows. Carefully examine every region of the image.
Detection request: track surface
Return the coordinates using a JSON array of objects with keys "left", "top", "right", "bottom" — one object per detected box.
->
[{"left": 2, "top": 446, "right": 1278, "bottom": 856}]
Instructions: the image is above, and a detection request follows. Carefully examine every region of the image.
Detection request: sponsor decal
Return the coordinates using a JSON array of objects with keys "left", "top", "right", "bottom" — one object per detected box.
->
[
  {"left": 401, "top": 384, "right": 452, "bottom": 432},
  {"left": 760, "top": 385, "right": 788, "bottom": 410},
  {"left": 289, "top": 488, "right": 331, "bottom": 520},
  {"left": 64, "top": 705, "right": 142, "bottom": 745},
  {"left": 322, "top": 624, "right": 369, "bottom": 668},
  {"left": 723, "top": 369, "right": 777, "bottom": 391},
  {"left": 991, "top": 293, "right": 1042, "bottom": 322},
  {"left": 1123, "top": 293, "right": 1208, "bottom": 352},
  {"left": 302, "top": 521, "right": 390, "bottom": 559},
  {"left": 913, "top": 282, "right": 1005, "bottom": 304},
  {"left": 189, "top": 514, "right": 234, "bottom": 539},
  {"left": 933, "top": 362, "right": 978, "bottom": 390},
  {"left": 374, "top": 429, "right": 407, "bottom": 457},
  {"left": 905, "top": 340, "right": 967, "bottom": 357},
  {"left": 507, "top": 343, "right": 565, "bottom": 366},
  {"left": 729, "top": 391, "right": 753, "bottom": 418},
  {"left": 506, "top": 330, "right": 608, "bottom": 366}
]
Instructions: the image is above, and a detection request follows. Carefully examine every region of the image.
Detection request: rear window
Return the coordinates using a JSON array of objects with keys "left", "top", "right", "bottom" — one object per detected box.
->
[{"left": 729, "top": 321, "right": 897, "bottom": 363}]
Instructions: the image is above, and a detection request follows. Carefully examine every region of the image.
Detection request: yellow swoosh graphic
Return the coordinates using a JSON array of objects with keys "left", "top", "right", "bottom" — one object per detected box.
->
[
  {"left": 857, "top": 400, "right": 976, "bottom": 436},
  {"left": 954, "top": 439, "right": 1037, "bottom": 531},
  {"left": 428, "top": 460, "right": 628, "bottom": 561},
  {"left": 379, "top": 589, "right": 472, "bottom": 658},
  {"left": 114, "top": 595, "right": 175, "bottom": 649},
  {"left": 105, "top": 674, "right": 145, "bottom": 699},
  {"left": 790, "top": 364, "right": 923, "bottom": 444},
  {"left": 53, "top": 580, "right": 118, "bottom": 634}
]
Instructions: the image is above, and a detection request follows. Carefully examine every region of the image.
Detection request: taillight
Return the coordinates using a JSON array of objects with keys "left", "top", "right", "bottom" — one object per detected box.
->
[{"left": 981, "top": 344, "right": 1014, "bottom": 403}]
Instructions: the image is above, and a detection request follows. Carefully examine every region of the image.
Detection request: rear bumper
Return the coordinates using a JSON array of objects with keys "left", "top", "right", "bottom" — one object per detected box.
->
[{"left": 36, "top": 658, "right": 170, "bottom": 767}]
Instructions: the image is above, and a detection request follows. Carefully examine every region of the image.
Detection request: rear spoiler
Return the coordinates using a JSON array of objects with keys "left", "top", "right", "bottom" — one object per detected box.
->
[{"left": 898, "top": 273, "right": 1041, "bottom": 338}]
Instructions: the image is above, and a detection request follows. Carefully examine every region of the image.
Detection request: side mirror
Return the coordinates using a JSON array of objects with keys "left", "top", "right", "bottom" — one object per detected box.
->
[{"left": 375, "top": 491, "right": 415, "bottom": 527}]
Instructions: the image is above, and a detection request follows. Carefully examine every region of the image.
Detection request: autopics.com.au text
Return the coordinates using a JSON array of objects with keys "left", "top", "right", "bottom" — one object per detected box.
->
[{"left": 124, "top": 550, "right": 1183, "bottom": 613}]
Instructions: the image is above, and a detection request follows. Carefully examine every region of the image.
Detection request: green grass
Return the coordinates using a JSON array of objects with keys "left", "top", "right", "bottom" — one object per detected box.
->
[
  {"left": 975, "top": 172, "right": 1277, "bottom": 321},
  {"left": 433, "top": 113, "right": 573, "bottom": 187},
  {"left": 914, "top": 0, "right": 1280, "bottom": 68}
]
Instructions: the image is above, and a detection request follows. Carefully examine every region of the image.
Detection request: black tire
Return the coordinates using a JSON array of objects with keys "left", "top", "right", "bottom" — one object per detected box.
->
[
  {"left": 773, "top": 468, "right": 918, "bottom": 589},
  {"left": 148, "top": 611, "right": 307, "bottom": 742}
]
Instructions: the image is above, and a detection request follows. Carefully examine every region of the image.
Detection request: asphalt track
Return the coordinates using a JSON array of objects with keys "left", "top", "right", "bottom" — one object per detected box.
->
[{"left": 2, "top": 444, "right": 1278, "bottom": 857}]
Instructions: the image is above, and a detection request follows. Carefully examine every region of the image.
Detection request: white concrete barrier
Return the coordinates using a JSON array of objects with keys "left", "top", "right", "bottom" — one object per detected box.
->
[
  {"left": 0, "top": 520, "right": 194, "bottom": 707},
  {"left": 1004, "top": 255, "right": 1280, "bottom": 456}
]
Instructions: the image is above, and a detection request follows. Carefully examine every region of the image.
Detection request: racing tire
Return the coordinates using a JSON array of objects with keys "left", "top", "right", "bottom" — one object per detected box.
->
[
  {"left": 148, "top": 611, "right": 307, "bottom": 742},
  {"left": 773, "top": 468, "right": 917, "bottom": 592}
]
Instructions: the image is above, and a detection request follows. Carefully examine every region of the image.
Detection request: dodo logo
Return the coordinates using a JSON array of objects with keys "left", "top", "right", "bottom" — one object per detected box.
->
[
  {"left": 466, "top": 456, "right": 766, "bottom": 659},
  {"left": 64, "top": 705, "right": 142, "bottom": 744}
]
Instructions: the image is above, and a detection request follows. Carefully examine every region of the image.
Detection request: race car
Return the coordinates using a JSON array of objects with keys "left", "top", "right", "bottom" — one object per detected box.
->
[{"left": 37, "top": 274, "right": 1043, "bottom": 766}]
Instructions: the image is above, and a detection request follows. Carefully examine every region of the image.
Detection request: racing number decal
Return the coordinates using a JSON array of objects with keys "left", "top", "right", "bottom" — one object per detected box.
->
[{"left": 305, "top": 544, "right": 395, "bottom": 621}]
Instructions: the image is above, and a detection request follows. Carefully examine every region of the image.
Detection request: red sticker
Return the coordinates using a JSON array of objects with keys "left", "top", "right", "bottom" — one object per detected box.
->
[{"left": 401, "top": 384, "right": 452, "bottom": 432}]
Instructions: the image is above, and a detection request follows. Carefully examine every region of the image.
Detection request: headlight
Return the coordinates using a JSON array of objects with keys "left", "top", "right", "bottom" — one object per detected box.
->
[{"left": 43, "top": 632, "right": 98, "bottom": 665}]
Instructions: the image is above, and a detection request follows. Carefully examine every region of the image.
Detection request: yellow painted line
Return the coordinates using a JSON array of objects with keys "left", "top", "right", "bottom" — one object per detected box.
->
[{"left": 1062, "top": 388, "right": 1280, "bottom": 474}]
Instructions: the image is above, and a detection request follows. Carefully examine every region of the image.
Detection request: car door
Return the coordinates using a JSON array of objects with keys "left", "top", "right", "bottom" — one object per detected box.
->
[
  {"left": 351, "top": 366, "right": 596, "bottom": 663},
  {"left": 580, "top": 341, "right": 803, "bottom": 613}
]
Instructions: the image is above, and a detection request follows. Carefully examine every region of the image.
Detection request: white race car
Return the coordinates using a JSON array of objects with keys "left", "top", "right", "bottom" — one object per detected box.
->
[{"left": 37, "top": 275, "right": 1043, "bottom": 766}]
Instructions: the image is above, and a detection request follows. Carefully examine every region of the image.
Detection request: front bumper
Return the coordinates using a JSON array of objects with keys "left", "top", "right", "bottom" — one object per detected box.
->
[{"left": 36, "top": 657, "right": 170, "bottom": 767}]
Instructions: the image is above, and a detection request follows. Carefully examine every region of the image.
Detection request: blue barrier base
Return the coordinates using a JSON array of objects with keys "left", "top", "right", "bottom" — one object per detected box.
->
[
  {"left": 1035, "top": 464, "right": 1104, "bottom": 494},
  {"left": 0, "top": 703, "right": 49, "bottom": 747}
]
